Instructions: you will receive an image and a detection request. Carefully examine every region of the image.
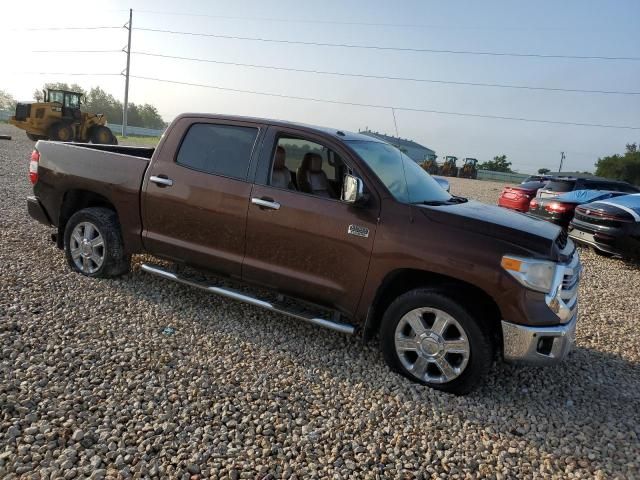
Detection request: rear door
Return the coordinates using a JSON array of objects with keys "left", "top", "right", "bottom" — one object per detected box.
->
[
  {"left": 141, "top": 117, "right": 264, "bottom": 278},
  {"left": 242, "top": 127, "right": 380, "bottom": 315}
]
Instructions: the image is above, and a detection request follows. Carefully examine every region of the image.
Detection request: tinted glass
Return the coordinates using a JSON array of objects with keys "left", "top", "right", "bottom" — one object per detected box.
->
[
  {"left": 595, "top": 182, "right": 638, "bottom": 193},
  {"left": 49, "top": 91, "right": 64, "bottom": 103},
  {"left": 348, "top": 140, "right": 451, "bottom": 203},
  {"left": 545, "top": 180, "right": 574, "bottom": 192},
  {"left": 519, "top": 181, "right": 546, "bottom": 191},
  {"left": 176, "top": 123, "right": 258, "bottom": 179},
  {"left": 64, "top": 94, "right": 80, "bottom": 109}
]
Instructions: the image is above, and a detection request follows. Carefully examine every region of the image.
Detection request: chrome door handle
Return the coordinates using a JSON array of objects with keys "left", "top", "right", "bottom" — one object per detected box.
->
[
  {"left": 149, "top": 175, "right": 174, "bottom": 187},
  {"left": 251, "top": 197, "right": 280, "bottom": 210}
]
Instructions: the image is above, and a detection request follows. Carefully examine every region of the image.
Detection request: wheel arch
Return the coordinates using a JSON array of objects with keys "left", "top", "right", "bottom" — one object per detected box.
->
[
  {"left": 363, "top": 268, "right": 503, "bottom": 347},
  {"left": 56, "top": 190, "right": 119, "bottom": 249}
]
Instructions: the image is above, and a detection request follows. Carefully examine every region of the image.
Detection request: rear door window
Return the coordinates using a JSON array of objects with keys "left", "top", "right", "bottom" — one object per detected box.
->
[{"left": 176, "top": 123, "right": 259, "bottom": 180}]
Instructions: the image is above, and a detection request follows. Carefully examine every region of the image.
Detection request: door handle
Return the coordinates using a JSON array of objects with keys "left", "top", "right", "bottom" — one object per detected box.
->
[
  {"left": 149, "top": 175, "right": 174, "bottom": 187},
  {"left": 251, "top": 197, "right": 280, "bottom": 210}
]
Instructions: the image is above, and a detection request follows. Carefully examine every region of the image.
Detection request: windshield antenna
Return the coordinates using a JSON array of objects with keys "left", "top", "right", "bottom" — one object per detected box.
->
[{"left": 391, "top": 108, "right": 400, "bottom": 138}]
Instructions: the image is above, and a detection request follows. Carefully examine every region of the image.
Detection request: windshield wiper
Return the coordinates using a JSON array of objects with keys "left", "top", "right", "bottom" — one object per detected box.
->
[
  {"left": 413, "top": 200, "right": 451, "bottom": 206},
  {"left": 413, "top": 196, "right": 468, "bottom": 206}
]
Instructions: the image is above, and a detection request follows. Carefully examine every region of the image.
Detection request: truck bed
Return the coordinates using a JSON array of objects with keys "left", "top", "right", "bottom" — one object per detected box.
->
[{"left": 33, "top": 141, "right": 152, "bottom": 252}]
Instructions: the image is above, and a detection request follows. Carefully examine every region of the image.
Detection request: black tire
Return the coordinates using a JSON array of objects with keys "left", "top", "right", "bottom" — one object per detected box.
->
[
  {"left": 380, "top": 288, "right": 494, "bottom": 395},
  {"left": 91, "top": 125, "right": 116, "bottom": 145},
  {"left": 64, "top": 207, "right": 130, "bottom": 278},
  {"left": 49, "top": 122, "right": 74, "bottom": 142}
]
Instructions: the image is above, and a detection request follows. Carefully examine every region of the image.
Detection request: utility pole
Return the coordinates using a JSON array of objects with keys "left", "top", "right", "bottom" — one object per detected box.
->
[
  {"left": 122, "top": 8, "right": 132, "bottom": 137},
  {"left": 558, "top": 151, "right": 565, "bottom": 173}
]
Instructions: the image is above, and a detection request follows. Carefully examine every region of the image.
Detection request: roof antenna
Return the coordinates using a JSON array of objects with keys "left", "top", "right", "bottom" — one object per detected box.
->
[{"left": 391, "top": 108, "right": 400, "bottom": 139}]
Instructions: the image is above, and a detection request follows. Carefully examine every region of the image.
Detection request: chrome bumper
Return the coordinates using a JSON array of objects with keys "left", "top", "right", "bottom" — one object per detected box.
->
[{"left": 501, "top": 312, "right": 577, "bottom": 365}]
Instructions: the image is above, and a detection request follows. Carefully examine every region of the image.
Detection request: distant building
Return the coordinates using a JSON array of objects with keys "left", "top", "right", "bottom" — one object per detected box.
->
[{"left": 359, "top": 130, "right": 436, "bottom": 163}]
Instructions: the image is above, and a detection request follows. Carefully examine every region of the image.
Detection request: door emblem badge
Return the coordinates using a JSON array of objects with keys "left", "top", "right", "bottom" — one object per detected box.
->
[{"left": 348, "top": 224, "right": 369, "bottom": 238}]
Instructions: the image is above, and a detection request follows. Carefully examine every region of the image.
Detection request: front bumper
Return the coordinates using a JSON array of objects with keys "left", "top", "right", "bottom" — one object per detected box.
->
[{"left": 501, "top": 312, "right": 577, "bottom": 365}]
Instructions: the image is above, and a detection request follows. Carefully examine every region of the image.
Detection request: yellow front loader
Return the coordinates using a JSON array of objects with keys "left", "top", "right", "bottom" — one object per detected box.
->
[{"left": 10, "top": 89, "right": 117, "bottom": 144}]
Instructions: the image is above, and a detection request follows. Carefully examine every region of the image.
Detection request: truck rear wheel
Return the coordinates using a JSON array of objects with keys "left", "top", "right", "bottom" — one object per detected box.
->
[
  {"left": 380, "top": 288, "right": 494, "bottom": 395},
  {"left": 64, "top": 207, "right": 130, "bottom": 278},
  {"left": 49, "top": 122, "right": 74, "bottom": 142}
]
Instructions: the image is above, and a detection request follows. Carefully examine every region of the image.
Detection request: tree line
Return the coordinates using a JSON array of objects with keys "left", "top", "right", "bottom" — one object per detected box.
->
[{"left": 32, "top": 83, "right": 167, "bottom": 130}]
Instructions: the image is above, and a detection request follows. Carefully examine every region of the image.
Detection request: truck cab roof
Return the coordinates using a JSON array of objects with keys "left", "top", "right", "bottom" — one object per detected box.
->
[{"left": 175, "top": 113, "right": 387, "bottom": 144}]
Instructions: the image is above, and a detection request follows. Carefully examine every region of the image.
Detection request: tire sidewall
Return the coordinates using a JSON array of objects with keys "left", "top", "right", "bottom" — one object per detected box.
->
[{"left": 380, "top": 289, "right": 493, "bottom": 395}]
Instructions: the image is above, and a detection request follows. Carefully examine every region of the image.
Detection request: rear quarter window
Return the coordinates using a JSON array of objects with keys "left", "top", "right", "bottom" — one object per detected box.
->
[{"left": 176, "top": 123, "right": 259, "bottom": 180}]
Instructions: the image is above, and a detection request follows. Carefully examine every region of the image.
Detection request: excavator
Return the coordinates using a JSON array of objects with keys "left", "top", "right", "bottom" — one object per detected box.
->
[{"left": 10, "top": 89, "right": 117, "bottom": 144}]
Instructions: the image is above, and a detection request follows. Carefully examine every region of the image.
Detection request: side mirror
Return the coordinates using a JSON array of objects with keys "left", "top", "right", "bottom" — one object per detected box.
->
[{"left": 341, "top": 174, "right": 365, "bottom": 205}]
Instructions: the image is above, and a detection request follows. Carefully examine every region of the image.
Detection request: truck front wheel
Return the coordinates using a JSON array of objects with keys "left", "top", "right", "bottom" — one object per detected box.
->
[
  {"left": 380, "top": 288, "right": 494, "bottom": 395},
  {"left": 63, "top": 207, "right": 130, "bottom": 278}
]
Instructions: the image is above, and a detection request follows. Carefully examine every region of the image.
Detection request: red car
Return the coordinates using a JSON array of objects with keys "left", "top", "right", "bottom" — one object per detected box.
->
[{"left": 498, "top": 181, "right": 547, "bottom": 212}]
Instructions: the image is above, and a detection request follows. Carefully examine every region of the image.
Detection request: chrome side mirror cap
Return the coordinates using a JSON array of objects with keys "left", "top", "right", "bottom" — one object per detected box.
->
[{"left": 341, "top": 174, "right": 365, "bottom": 204}]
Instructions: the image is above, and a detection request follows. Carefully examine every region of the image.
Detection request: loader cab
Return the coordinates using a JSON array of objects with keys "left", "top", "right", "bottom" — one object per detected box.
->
[{"left": 44, "top": 89, "right": 82, "bottom": 120}]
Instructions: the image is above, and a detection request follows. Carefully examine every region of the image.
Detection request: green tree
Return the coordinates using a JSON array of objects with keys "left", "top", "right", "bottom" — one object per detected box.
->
[
  {"left": 0, "top": 89, "right": 16, "bottom": 111},
  {"left": 595, "top": 143, "right": 640, "bottom": 185},
  {"left": 538, "top": 168, "right": 551, "bottom": 174},
  {"left": 479, "top": 155, "right": 513, "bottom": 173}
]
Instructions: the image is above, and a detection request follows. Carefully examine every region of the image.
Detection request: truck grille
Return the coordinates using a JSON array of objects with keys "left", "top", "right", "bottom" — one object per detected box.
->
[
  {"left": 555, "top": 229, "right": 568, "bottom": 250},
  {"left": 559, "top": 252, "right": 580, "bottom": 320},
  {"left": 574, "top": 212, "right": 623, "bottom": 228},
  {"left": 15, "top": 103, "right": 31, "bottom": 121}
]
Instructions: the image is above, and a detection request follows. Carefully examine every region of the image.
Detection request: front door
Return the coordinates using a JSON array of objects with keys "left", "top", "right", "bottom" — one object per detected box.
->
[
  {"left": 242, "top": 132, "right": 379, "bottom": 315},
  {"left": 142, "top": 118, "right": 263, "bottom": 278}
]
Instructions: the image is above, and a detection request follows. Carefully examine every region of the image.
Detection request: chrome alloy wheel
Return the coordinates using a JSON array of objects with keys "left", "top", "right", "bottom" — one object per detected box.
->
[
  {"left": 394, "top": 307, "right": 470, "bottom": 384},
  {"left": 70, "top": 222, "right": 105, "bottom": 274}
]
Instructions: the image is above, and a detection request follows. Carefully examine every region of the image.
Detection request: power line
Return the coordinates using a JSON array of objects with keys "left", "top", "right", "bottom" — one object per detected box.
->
[
  {"left": 32, "top": 50, "right": 123, "bottom": 54},
  {"left": 12, "top": 72, "right": 121, "bottom": 76},
  {"left": 129, "top": 75, "right": 640, "bottom": 130},
  {"left": 134, "top": 27, "right": 640, "bottom": 61},
  {"left": 11, "top": 26, "right": 122, "bottom": 31},
  {"left": 134, "top": 9, "right": 570, "bottom": 31},
  {"left": 133, "top": 51, "right": 640, "bottom": 96}
]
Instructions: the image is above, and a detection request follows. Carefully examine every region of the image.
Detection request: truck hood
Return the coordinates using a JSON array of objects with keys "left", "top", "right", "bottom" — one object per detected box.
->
[{"left": 418, "top": 200, "right": 561, "bottom": 255}]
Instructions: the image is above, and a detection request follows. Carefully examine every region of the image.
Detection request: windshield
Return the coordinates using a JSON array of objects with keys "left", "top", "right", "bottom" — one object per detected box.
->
[{"left": 347, "top": 140, "right": 452, "bottom": 204}]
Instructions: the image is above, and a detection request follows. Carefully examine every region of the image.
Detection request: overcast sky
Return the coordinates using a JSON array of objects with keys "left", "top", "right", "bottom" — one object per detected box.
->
[{"left": 3, "top": 0, "right": 639, "bottom": 173}]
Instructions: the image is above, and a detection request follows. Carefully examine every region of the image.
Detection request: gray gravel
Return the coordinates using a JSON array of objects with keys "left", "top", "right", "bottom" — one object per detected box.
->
[{"left": 1, "top": 124, "right": 639, "bottom": 479}]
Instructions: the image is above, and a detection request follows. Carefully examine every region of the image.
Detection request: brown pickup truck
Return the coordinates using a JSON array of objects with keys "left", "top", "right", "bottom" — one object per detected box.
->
[{"left": 27, "top": 113, "right": 581, "bottom": 394}]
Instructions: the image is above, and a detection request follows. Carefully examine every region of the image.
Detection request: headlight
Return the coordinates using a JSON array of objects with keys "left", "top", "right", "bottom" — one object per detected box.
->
[{"left": 501, "top": 255, "right": 557, "bottom": 293}]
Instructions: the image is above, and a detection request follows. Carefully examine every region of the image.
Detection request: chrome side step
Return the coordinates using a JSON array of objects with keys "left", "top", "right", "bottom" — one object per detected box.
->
[{"left": 140, "top": 263, "right": 355, "bottom": 335}]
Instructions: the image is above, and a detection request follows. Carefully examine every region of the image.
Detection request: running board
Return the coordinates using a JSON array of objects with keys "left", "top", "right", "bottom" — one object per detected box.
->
[{"left": 140, "top": 263, "right": 355, "bottom": 335}]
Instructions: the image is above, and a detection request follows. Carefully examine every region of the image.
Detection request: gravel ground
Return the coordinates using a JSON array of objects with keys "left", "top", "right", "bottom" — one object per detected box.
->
[{"left": 1, "top": 124, "right": 639, "bottom": 479}]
